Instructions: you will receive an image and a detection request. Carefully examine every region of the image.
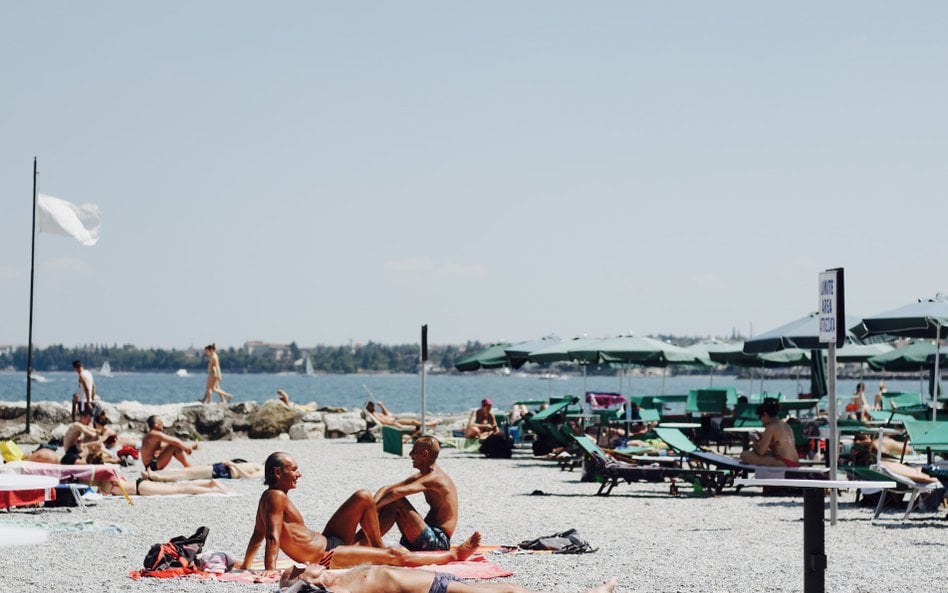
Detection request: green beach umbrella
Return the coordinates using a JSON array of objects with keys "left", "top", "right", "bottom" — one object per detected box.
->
[
  {"left": 503, "top": 336, "right": 561, "bottom": 369},
  {"left": 454, "top": 342, "right": 512, "bottom": 372},
  {"left": 527, "top": 337, "right": 604, "bottom": 364},
  {"left": 853, "top": 294, "right": 948, "bottom": 419},
  {"left": 574, "top": 334, "right": 708, "bottom": 367},
  {"left": 865, "top": 340, "right": 943, "bottom": 372}
]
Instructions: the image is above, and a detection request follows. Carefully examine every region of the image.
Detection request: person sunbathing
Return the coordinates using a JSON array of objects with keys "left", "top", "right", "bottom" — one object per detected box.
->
[
  {"left": 91, "top": 474, "right": 229, "bottom": 497},
  {"left": 142, "top": 460, "right": 264, "bottom": 482},
  {"left": 237, "top": 452, "right": 480, "bottom": 574},
  {"left": 366, "top": 401, "right": 438, "bottom": 437},
  {"left": 280, "top": 563, "right": 617, "bottom": 593},
  {"left": 463, "top": 399, "right": 498, "bottom": 439},
  {"left": 739, "top": 399, "right": 800, "bottom": 468},
  {"left": 277, "top": 389, "right": 319, "bottom": 411}
]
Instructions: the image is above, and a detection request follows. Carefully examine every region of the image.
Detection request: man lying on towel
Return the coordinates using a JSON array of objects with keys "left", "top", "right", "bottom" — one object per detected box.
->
[
  {"left": 739, "top": 399, "right": 800, "bottom": 468},
  {"left": 236, "top": 452, "right": 480, "bottom": 576},
  {"left": 280, "top": 563, "right": 616, "bottom": 593},
  {"left": 142, "top": 460, "right": 264, "bottom": 482},
  {"left": 360, "top": 436, "right": 458, "bottom": 552}
]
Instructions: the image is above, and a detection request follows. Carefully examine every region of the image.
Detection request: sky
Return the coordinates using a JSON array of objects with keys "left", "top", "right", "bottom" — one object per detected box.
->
[{"left": 1, "top": 3, "right": 947, "bottom": 350}]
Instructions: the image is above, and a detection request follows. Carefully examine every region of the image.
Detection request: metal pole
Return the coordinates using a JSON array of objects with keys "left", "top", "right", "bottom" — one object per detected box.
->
[
  {"left": 827, "top": 342, "right": 838, "bottom": 525},
  {"left": 803, "top": 488, "right": 827, "bottom": 593},
  {"left": 420, "top": 325, "right": 427, "bottom": 436},
  {"left": 26, "top": 157, "right": 38, "bottom": 434},
  {"left": 933, "top": 325, "right": 941, "bottom": 421}
]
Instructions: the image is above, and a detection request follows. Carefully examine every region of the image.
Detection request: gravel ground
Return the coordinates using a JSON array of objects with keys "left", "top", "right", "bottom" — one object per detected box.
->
[{"left": 1, "top": 437, "right": 946, "bottom": 593}]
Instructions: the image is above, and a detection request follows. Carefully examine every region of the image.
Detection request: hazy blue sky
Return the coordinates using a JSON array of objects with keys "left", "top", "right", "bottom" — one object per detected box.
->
[{"left": 2, "top": 3, "right": 947, "bottom": 349}]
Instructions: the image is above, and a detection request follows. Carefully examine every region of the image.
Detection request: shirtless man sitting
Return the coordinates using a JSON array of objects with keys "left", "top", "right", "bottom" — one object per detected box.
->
[
  {"left": 739, "top": 399, "right": 800, "bottom": 467},
  {"left": 61, "top": 407, "right": 105, "bottom": 465},
  {"left": 362, "top": 436, "right": 458, "bottom": 552},
  {"left": 281, "top": 563, "right": 616, "bottom": 593},
  {"left": 237, "top": 452, "right": 480, "bottom": 575},
  {"left": 140, "top": 415, "right": 194, "bottom": 470}
]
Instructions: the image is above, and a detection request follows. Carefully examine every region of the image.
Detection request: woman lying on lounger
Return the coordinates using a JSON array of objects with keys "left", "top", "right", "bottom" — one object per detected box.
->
[{"left": 141, "top": 460, "right": 264, "bottom": 482}]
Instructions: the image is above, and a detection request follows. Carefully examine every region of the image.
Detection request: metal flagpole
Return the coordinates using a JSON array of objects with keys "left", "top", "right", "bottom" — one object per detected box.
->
[
  {"left": 26, "top": 157, "right": 38, "bottom": 434},
  {"left": 420, "top": 325, "right": 428, "bottom": 435}
]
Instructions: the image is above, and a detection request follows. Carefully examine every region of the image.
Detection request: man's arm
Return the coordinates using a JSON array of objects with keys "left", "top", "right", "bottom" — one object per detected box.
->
[
  {"left": 157, "top": 432, "right": 193, "bottom": 454},
  {"left": 375, "top": 473, "right": 428, "bottom": 510},
  {"left": 240, "top": 492, "right": 285, "bottom": 571}
]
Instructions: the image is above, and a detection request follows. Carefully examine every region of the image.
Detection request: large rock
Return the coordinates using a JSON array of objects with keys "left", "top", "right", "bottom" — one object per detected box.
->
[
  {"left": 31, "top": 401, "right": 72, "bottom": 424},
  {"left": 289, "top": 421, "right": 326, "bottom": 440},
  {"left": 229, "top": 401, "right": 258, "bottom": 415},
  {"left": 0, "top": 423, "right": 48, "bottom": 443},
  {"left": 192, "top": 405, "right": 233, "bottom": 440},
  {"left": 49, "top": 423, "right": 71, "bottom": 442},
  {"left": 322, "top": 412, "right": 366, "bottom": 438},
  {"left": 248, "top": 401, "right": 302, "bottom": 439},
  {"left": 0, "top": 403, "right": 26, "bottom": 420},
  {"left": 301, "top": 411, "right": 323, "bottom": 423}
]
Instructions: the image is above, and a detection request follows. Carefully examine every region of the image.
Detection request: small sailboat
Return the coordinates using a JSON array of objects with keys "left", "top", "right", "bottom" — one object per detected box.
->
[
  {"left": 175, "top": 368, "right": 189, "bottom": 377},
  {"left": 29, "top": 371, "right": 49, "bottom": 383},
  {"left": 304, "top": 356, "right": 315, "bottom": 376},
  {"left": 99, "top": 361, "right": 113, "bottom": 377}
]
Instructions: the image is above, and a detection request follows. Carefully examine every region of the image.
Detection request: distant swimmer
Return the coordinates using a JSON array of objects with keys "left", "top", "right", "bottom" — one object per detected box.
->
[
  {"left": 201, "top": 343, "right": 233, "bottom": 404},
  {"left": 236, "top": 452, "right": 480, "bottom": 575}
]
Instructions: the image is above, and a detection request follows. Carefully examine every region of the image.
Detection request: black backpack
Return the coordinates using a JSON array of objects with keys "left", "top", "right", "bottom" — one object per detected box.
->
[
  {"left": 142, "top": 526, "right": 210, "bottom": 573},
  {"left": 480, "top": 432, "right": 514, "bottom": 458}
]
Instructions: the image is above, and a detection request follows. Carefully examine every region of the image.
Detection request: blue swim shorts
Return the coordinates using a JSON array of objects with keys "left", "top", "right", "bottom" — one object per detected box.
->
[
  {"left": 400, "top": 524, "right": 451, "bottom": 551},
  {"left": 427, "top": 572, "right": 461, "bottom": 593}
]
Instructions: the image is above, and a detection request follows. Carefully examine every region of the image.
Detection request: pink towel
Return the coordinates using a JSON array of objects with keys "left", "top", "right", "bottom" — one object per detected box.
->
[{"left": 412, "top": 554, "right": 513, "bottom": 579}]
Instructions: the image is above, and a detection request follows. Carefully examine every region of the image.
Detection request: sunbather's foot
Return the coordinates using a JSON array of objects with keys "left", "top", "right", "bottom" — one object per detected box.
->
[
  {"left": 583, "top": 578, "right": 617, "bottom": 593},
  {"left": 209, "top": 479, "right": 228, "bottom": 493},
  {"left": 140, "top": 469, "right": 156, "bottom": 481},
  {"left": 453, "top": 531, "right": 481, "bottom": 561}
]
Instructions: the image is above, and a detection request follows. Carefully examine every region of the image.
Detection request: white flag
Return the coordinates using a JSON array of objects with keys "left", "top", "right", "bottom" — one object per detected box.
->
[{"left": 37, "top": 193, "right": 101, "bottom": 246}]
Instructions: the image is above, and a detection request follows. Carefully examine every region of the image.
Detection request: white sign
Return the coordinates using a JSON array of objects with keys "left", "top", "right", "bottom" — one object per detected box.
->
[{"left": 818, "top": 270, "right": 838, "bottom": 344}]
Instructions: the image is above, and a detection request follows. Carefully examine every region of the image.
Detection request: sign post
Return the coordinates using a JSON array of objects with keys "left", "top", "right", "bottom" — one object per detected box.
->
[{"left": 818, "top": 268, "right": 845, "bottom": 525}]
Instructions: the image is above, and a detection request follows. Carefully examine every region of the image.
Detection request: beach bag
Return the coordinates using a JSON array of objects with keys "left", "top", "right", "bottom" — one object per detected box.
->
[
  {"left": 141, "top": 526, "right": 210, "bottom": 576},
  {"left": 518, "top": 528, "right": 597, "bottom": 554},
  {"left": 480, "top": 432, "right": 513, "bottom": 458},
  {"left": 0, "top": 440, "right": 24, "bottom": 462}
]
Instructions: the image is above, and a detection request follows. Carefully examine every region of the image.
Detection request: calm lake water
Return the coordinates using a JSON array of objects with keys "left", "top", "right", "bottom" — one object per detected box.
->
[{"left": 0, "top": 371, "right": 929, "bottom": 414}]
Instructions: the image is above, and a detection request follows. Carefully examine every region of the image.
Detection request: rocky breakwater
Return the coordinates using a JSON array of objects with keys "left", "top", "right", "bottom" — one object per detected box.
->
[{"left": 0, "top": 399, "right": 372, "bottom": 444}]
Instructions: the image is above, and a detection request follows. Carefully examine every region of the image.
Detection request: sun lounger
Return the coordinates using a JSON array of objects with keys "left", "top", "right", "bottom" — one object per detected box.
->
[
  {"left": 571, "top": 435, "right": 726, "bottom": 496},
  {"left": 653, "top": 427, "right": 829, "bottom": 492},
  {"left": 850, "top": 464, "right": 945, "bottom": 519},
  {"left": 903, "top": 419, "right": 948, "bottom": 455}
]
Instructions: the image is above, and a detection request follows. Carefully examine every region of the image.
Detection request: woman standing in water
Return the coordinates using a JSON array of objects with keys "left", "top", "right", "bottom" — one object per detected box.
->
[{"left": 201, "top": 343, "right": 233, "bottom": 404}]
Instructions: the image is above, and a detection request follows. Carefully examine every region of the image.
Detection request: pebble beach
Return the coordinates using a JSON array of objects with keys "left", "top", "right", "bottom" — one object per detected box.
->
[{"left": 1, "top": 437, "right": 946, "bottom": 593}]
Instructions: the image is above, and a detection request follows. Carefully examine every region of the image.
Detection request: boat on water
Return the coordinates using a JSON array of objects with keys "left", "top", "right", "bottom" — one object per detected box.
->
[
  {"left": 304, "top": 356, "right": 315, "bottom": 376},
  {"left": 99, "top": 361, "right": 113, "bottom": 377},
  {"left": 29, "top": 371, "right": 49, "bottom": 383},
  {"left": 175, "top": 369, "right": 189, "bottom": 377}
]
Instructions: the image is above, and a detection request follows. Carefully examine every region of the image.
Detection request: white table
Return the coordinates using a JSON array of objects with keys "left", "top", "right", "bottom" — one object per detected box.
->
[{"left": 735, "top": 478, "right": 896, "bottom": 593}]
